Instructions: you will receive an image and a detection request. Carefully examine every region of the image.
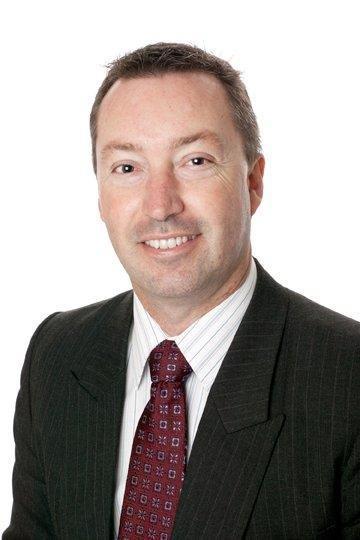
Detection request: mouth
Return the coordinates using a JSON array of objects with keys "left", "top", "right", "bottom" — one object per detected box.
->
[
  {"left": 143, "top": 234, "right": 197, "bottom": 250},
  {"left": 141, "top": 234, "right": 200, "bottom": 254}
]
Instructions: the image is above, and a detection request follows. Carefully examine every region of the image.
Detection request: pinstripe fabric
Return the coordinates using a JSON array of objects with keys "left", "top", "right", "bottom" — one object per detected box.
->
[
  {"left": 114, "top": 257, "right": 257, "bottom": 534},
  {"left": 3, "top": 258, "right": 360, "bottom": 539}
]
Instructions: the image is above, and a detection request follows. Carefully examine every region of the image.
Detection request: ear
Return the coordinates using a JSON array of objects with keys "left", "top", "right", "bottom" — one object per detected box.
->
[{"left": 248, "top": 155, "right": 265, "bottom": 216}]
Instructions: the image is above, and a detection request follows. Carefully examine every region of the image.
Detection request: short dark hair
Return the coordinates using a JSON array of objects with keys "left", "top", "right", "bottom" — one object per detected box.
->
[{"left": 90, "top": 42, "right": 262, "bottom": 173}]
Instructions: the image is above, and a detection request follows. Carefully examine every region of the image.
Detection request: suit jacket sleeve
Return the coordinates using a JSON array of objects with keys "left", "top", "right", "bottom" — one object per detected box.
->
[
  {"left": 341, "top": 349, "right": 360, "bottom": 539},
  {"left": 3, "top": 313, "right": 60, "bottom": 539},
  {"left": 341, "top": 432, "right": 360, "bottom": 538}
]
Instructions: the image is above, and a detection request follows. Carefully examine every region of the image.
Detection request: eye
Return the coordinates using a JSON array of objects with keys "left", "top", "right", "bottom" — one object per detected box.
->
[
  {"left": 189, "top": 157, "right": 208, "bottom": 166},
  {"left": 114, "top": 163, "right": 135, "bottom": 174},
  {"left": 178, "top": 155, "right": 215, "bottom": 180}
]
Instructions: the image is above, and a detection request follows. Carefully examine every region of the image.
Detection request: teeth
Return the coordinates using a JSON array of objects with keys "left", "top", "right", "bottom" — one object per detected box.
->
[
  {"left": 167, "top": 238, "right": 177, "bottom": 249},
  {"left": 145, "top": 235, "right": 196, "bottom": 250}
]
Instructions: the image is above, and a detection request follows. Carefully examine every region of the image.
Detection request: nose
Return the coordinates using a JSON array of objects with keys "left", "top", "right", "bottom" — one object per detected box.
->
[{"left": 143, "top": 171, "right": 184, "bottom": 222}]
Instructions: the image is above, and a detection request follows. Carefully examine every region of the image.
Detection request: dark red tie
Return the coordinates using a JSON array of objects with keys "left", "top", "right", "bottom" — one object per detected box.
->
[{"left": 118, "top": 339, "right": 192, "bottom": 540}]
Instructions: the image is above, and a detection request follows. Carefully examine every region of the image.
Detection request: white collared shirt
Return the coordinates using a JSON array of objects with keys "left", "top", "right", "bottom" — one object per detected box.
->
[{"left": 113, "top": 257, "right": 257, "bottom": 536}]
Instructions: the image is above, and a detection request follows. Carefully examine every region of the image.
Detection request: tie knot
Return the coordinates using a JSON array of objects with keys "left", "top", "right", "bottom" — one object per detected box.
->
[{"left": 148, "top": 339, "right": 192, "bottom": 384}]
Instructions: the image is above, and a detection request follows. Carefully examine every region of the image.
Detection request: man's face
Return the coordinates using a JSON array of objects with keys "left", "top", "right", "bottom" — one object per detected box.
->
[{"left": 96, "top": 72, "right": 263, "bottom": 305}]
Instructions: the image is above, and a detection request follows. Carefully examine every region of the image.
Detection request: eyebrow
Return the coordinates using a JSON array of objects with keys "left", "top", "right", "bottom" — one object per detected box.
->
[{"left": 99, "top": 130, "right": 225, "bottom": 160}]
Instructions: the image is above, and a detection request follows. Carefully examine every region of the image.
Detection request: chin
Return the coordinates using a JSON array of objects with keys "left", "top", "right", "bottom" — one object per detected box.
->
[
  {"left": 137, "top": 272, "right": 202, "bottom": 300},
  {"left": 149, "top": 283, "right": 196, "bottom": 299}
]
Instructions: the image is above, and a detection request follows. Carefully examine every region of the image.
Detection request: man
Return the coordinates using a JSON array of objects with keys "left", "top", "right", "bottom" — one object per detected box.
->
[{"left": 3, "top": 42, "right": 360, "bottom": 539}]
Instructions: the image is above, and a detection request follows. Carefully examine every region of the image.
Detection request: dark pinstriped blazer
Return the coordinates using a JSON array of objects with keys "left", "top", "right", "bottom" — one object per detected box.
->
[{"left": 3, "top": 258, "right": 360, "bottom": 539}]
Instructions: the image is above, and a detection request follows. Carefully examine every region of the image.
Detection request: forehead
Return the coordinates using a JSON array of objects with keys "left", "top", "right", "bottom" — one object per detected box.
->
[{"left": 96, "top": 72, "right": 239, "bottom": 148}]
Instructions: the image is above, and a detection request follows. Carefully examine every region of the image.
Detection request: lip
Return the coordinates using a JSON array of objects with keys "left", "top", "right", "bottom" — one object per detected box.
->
[{"left": 141, "top": 234, "right": 201, "bottom": 256}]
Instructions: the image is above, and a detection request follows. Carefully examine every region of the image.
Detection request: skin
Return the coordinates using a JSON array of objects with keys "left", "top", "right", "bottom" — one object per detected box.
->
[{"left": 96, "top": 72, "right": 264, "bottom": 335}]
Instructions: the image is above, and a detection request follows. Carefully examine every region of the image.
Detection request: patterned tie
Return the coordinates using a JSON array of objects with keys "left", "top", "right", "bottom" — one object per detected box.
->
[{"left": 118, "top": 339, "right": 192, "bottom": 540}]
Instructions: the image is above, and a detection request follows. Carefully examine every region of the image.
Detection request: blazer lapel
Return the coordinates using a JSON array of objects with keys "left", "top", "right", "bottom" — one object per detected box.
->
[
  {"left": 70, "top": 290, "right": 134, "bottom": 400},
  {"left": 173, "top": 259, "right": 289, "bottom": 538},
  {"left": 60, "top": 290, "right": 134, "bottom": 538}
]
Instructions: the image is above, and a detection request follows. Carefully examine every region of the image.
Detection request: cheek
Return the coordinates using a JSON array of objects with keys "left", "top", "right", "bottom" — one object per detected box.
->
[
  {"left": 208, "top": 190, "right": 248, "bottom": 246},
  {"left": 99, "top": 187, "right": 136, "bottom": 223},
  {"left": 198, "top": 184, "right": 241, "bottom": 227}
]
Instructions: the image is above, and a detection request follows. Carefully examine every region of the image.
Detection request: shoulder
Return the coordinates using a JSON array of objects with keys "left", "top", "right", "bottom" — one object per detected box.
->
[
  {"left": 275, "top": 282, "right": 360, "bottom": 465},
  {"left": 279, "top": 285, "right": 360, "bottom": 424},
  {"left": 19, "top": 290, "right": 133, "bottom": 420},
  {"left": 30, "top": 289, "right": 133, "bottom": 351},
  {"left": 255, "top": 258, "right": 359, "bottom": 395},
  {"left": 255, "top": 258, "right": 360, "bottom": 348},
  {"left": 44, "top": 288, "right": 133, "bottom": 329},
  {"left": 283, "top": 285, "right": 360, "bottom": 346},
  {"left": 22, "top": 290, "right": 133, "bottom": 387}
]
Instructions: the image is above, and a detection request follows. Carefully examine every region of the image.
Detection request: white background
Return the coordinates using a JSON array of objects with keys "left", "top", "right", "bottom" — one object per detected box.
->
[{"left": 1, "top": 0, "right": 359, "bottom": 528}]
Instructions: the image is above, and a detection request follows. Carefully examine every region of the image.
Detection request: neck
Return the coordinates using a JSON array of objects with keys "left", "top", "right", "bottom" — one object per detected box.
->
[{"left": 134, "top": 253, "right": 252, "bottom": 336}]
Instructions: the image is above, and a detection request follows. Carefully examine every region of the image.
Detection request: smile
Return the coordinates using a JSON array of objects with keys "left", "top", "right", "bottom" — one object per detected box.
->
[{"left": 144, "top": 235, "right": 197, "bottom": 250}]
